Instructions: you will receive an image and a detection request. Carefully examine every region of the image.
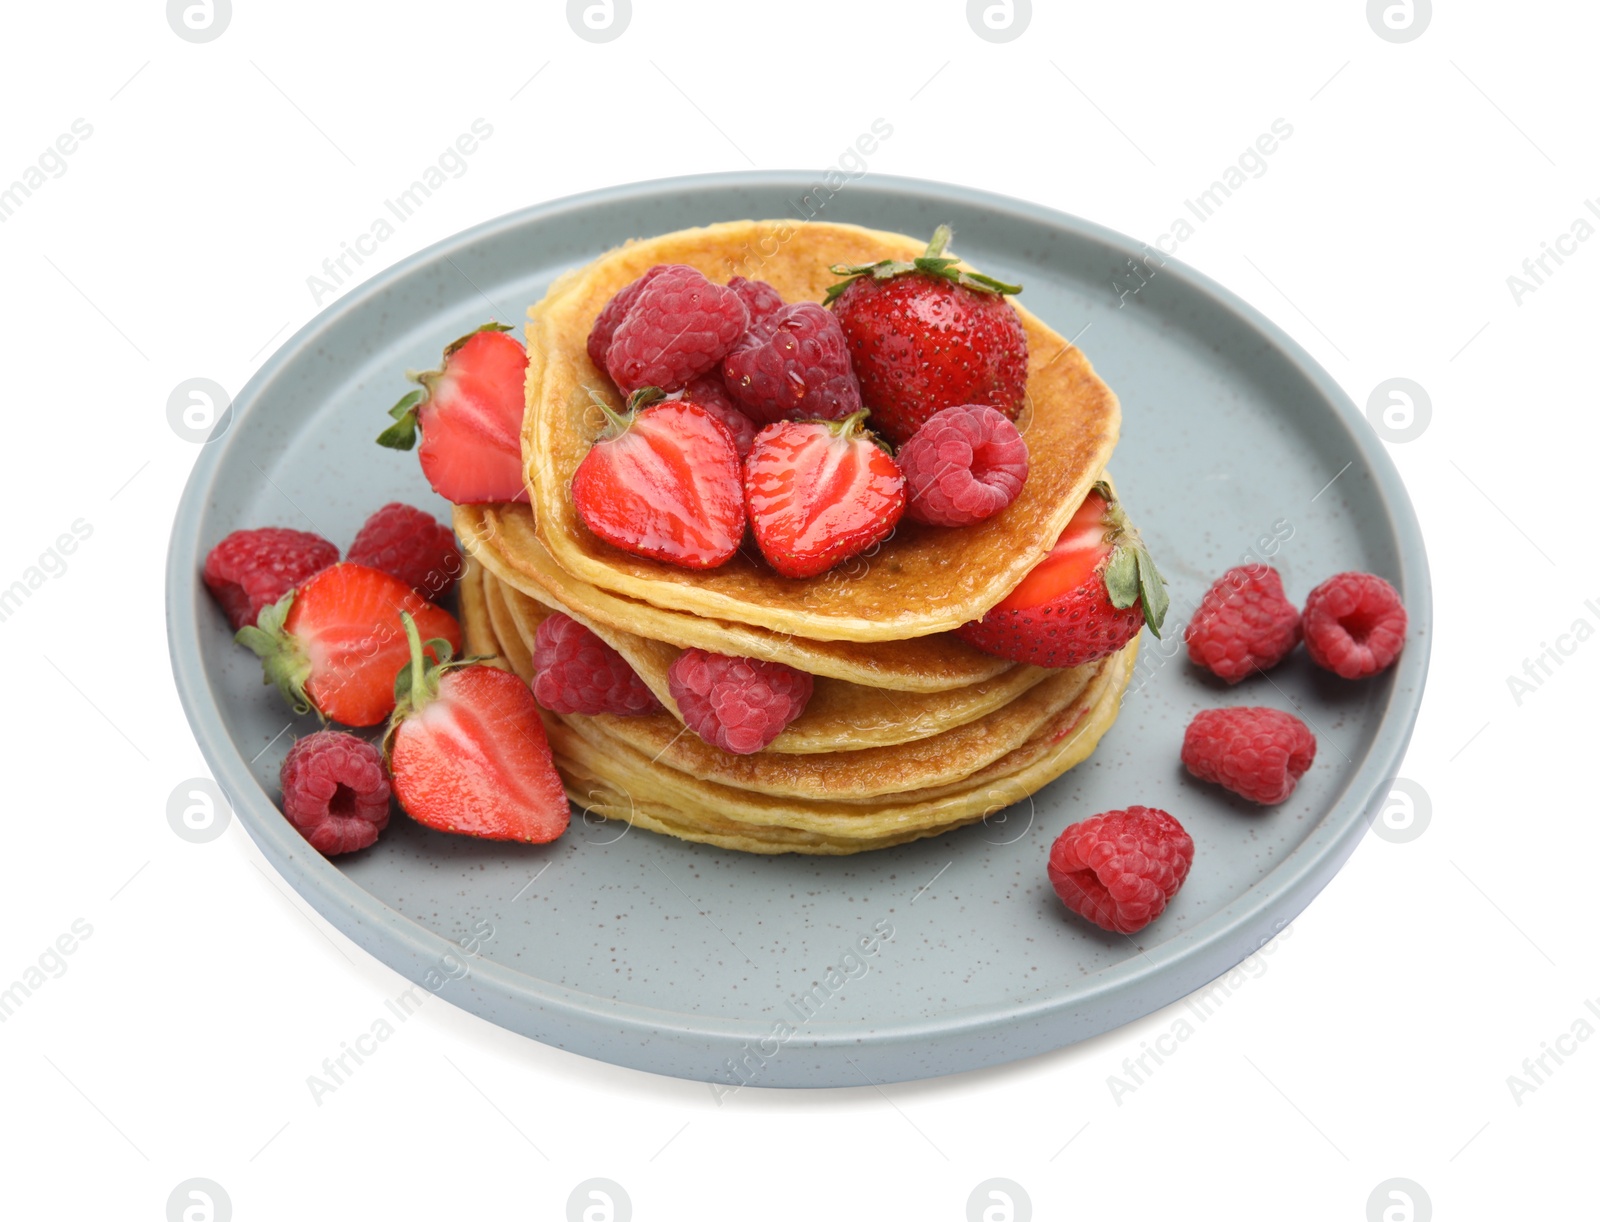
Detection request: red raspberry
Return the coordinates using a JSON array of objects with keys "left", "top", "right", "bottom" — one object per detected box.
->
[
  {"left": 585, "top": 263, "right": 672, "bottom": 372},
  {"left": 679, "top": 374, "right": 757, "bottom": 458},
  {"left": 1184, "top": 565, "right": 1302, "bottom": 684},
  {"left": 1182, "top": 706, "right": 1316, "bottom": 805},
  {"left": 722, "top": 302, "right": 862, "bottom": 425},
  {"left": 898, "top": 404, "right": 1029, "bottom": 527},
  {"left": 203, "top": 527, "right": 338, "bottom": 630},
  {"left": 727, "top": 275, "right": 786, "bottom": 325},
  {"left": 346, "top": 502, "right": 463, "bottom": 601},
  {"left": 279, "top": 729, "right": 392, "bottom": 855},
  {"left": 532, "top": 612, "right": 661, "bottom": 716},
  {"left": 1302, "top": 572, "right": 1407, "bottom": 679},
  {"left": 606, "top": 266, "right": 749, "bottom": 394},
  {"left": 1048, "top": 806, "right": 1194, "bottom": 934},
  {"left": 666, "top": 648, "right": 814, "bottom": 755}
]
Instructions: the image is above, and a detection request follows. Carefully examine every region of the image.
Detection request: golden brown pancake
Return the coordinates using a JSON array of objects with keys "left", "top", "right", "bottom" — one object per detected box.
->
[
  {"left": 460, "top": 559, "right": 1138, "bottom": 852},
  {"left": 522, "top": 220, "right": 1118, "bottom": 641},
  {"left": 457, "top": 503, "right": 1016, "bottom": 692},
  {"left": 478, "top": 566, "right": 1055, "bottom": 756}
]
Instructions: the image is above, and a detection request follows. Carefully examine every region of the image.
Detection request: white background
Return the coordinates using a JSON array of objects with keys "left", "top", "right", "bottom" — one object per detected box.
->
[{"left": 2, "top": 2, "right": 1595, "bottom": 1218}]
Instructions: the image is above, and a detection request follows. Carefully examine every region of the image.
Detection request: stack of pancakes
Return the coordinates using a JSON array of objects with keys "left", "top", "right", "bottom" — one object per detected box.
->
[{"left": 455, "top": 220, "right": 1139, "bottom": 855}]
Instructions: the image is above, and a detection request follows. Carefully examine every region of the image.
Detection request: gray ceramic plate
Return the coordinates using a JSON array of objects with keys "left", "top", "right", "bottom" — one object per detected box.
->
[{"left": 167, "top": 173, "right": 1429, "bottom": 1088}]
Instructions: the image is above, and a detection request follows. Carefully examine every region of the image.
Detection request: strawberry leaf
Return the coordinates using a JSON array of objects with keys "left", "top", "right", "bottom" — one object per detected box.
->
[
  {"left": 377, "top": 389, "right": 424, "bottom": 450},
  {"left": 1103, "top": 546, "right": 1141, "bottom": 610},
  {"left": 1134, "top": 544, "right": 1170, "bottom": 636},
  {"left": 824, "top": 224, "right": 1022, "bottom": 302},
  {"left": 235, "top": 591, "right": 316, "bottom": 717}
]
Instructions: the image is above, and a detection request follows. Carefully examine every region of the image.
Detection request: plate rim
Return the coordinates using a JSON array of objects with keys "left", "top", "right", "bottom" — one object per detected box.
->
[{"left": 166, "top": 170, "right": 1431, "bottom": 1077}]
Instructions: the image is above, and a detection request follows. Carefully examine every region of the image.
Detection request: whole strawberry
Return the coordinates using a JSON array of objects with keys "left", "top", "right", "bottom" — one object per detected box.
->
[
  {"left": 826, "top": 225, "right": 1028, "bottom": 446},
  {"left": 744, "top": 410, "right": 906, "bottom": 579},
  {"left": 376, "top": 323, "right": 530, "bottom": 505},
  {"left": 572, "top": 387, "right": 746, "bottom": 570},
  {"left": 957, "top": 483, "right": 1168, "bottom": 668}
]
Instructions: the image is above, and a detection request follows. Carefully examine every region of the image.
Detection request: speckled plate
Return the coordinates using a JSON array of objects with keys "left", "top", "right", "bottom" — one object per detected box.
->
[{"left": 166, "top": 173, "right": 1429, "bottom": 1087}]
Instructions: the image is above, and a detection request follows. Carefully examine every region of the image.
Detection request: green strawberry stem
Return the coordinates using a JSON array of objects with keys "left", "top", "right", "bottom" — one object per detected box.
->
[
  {"left": 384, "top": 611, "right": 461, "bottom": 754},
  {"left": 1094, "top": 483, "right": 1170, "bottom": 637},
  {"left": 234, "top": 592, "right": 316, "bottom": 717},
  {"left": 824, "top": 225, "right": 1023, "bottom": 303},
  {"left": 586, "top": 385, "right": 667, "bottom": 439}
]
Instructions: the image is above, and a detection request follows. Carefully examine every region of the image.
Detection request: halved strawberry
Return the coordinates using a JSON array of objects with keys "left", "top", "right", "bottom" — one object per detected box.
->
[
  {"left": 236, "top": 563, "right": 462, "bottom": 726},
  {"left": 956, "top": 483, "right": 1168, "bottom": 668},
  {"left": 571, "top": 387, "right": 746, "bottom": 570},
  {"left": 384, "top": 612, "right": 569, "bottom": 843},
  {"left": 743, "top": 410, "right": 906, "bottom": 579},
  {"left": 376, "top": 322, "right": 530, "bottom": 505}
]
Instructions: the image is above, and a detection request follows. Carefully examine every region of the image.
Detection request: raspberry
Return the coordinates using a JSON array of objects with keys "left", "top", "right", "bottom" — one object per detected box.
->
[
  {"left": 1302, "top": 572, "right": 1407, "bottom": 679},
  {"left": 728, "top": 275, "right": 786, "bottom": 325},
  {"left": 279, "top": 730, "right": 392, "bottom": 855},
  {"left": 1048, "top": 806, "right": 1194, "bottom": 934},
  {"left": 1182, "top": 706, "right": 1316, "bottom": 805},
  {"left": 586, "top": 263, "right": 673, "bottom": 372},
  {"left": 898, "top": 405, "right": 1029, "bottom": 528},
  {"left": 346, "top": 502, "right": 463, "bottom": 601},
  {"left": 666, "top": 648, "right": 814, "bottom": 755},
  {"left": 203, "top": 527, "right": 338, "bottom": 630},
  {"left": 1184, "top": 565, "right": 1301, "bottom": 684},
  {"left": 532, "top": 612, "right": 661, "bottom": 716},
  {"left": 606, "top": 266, "right": 749, "bottom": 394},
  {"left": 722, "top": 302, "right": 862, "bottom": 425},
  {"left": 679, "top": 373, "right": 757, "bottom": 458}
]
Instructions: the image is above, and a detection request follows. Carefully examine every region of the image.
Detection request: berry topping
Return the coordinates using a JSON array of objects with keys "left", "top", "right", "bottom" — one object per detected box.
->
[
  {"left": 278, "top": 729, "right": 392, "bottom": 856},
  {"left": 1302, "top": 572, "right": 1407, "bottom": 679},
  {"left": 532, "top": 612, "right": 662, "bottom": 717},
  {"left": 957, "top": 483, "right": 1168, "bottom": 668},
  {"left": 727, "top": 275, "right": 786, "bottom": 325},
  {"left": 606, "top": 266, "right": 749, "bottom": 394},
  {"left": 586, "top": 264, "right": 674, "bottom": 372},
  {"left": 666, "top": 648, "right": 814, "bottom": 755},
  {"left": 385, "top": 612, "right": 570, "bottom": 843},
  {"left": 722, "top": 301, "right": 862, "bottom": 425},
  {"left": 678, "top": 373, "right": 758, "bottom": 458},
  {"left": 203, "top": 527, "right": 339, "bottom": 631},
  {"left": 1181, "top": 706, "right": 1317, "bottom": 805},
  {"left": 826, "top": 225, "right": 1028, "bottom": 446},
  {"left": 571, "top": 388, "right": 747, "bottom": 570},
  {"left": 743, "top": 410, "right": 906, "bottom": 580},
  {"left": 1184, "top": 565, "right": 1302, "bottom": 684},
  {"left": 236, "top": 563, "right": 462, "bottom": 727},
  {"left": 1048, "top": 806, "right": 1194, "bottom": 934},
  {"left": 898, "top": 404, "right": 1029, "bottom": 528},
  {"left": 376, "top": 323, "right": 530, "bottom": 505},
  {"left": 346, "top": 502, "right": 463, "bottom": 602}
]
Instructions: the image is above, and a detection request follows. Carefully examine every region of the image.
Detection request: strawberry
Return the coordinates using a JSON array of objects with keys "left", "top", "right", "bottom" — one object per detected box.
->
[
  {"left": 826, "top": 225, "right": 1028, "bottom": 447},
  {"left": 571, "top": 387, "right": 746, "bottom": 570},
  {"left": 384, "top": 612, "right": 569, "bottom": 843},
  {"left": 236, "top": 563, "right": 462, "bottom": 727},
  {"left": 376, "top": 322, "right": 530, "bottom": 505},
  {"left": 956, "top": 483, "right": 1168, "bottom": 668},
  {"left": 743, "top": 410, "right": 906, "bottom": 579}
]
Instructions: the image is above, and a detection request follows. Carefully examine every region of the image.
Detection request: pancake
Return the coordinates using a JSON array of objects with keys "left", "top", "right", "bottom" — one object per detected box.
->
[
  {"left": 478, "top": 567, "right": 1056, "bottom": 756},
  {"left": 522, "top": 220, "right": 1119, "bottom": 641},
  {"left": 461, "top": 560, "right": 1137, "bottom": 847},
  {"left": 457, "top": 503, "right": 1015, "bottom": 692},
  {"left": 550, "top": 642, "right": 1134, "bottom": 847}
]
